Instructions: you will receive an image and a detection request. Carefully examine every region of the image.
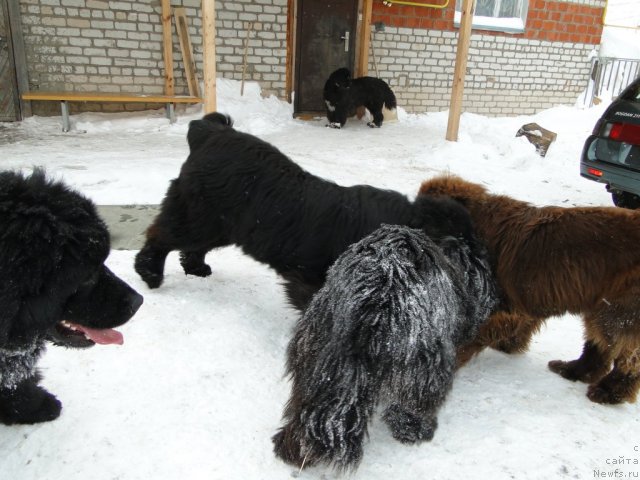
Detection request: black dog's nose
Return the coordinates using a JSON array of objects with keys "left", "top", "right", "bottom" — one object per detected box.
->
[{"left": 129, "top": 292, "right": 144, "bottom": 315}]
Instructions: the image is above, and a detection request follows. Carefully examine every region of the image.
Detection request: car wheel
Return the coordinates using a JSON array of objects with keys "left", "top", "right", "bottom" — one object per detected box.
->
[{"left": 611, "top": 191, "right": 640, "bottom": 209}]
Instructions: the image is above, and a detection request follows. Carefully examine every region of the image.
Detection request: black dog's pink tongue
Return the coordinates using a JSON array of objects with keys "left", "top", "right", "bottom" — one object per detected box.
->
[{"left": 73, "top": 324, "right": 124, "bottom": 345}]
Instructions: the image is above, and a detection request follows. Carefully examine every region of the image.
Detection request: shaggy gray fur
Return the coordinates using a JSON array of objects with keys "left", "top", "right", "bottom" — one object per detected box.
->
[
  {"left": 0, "top": 339, "right": 43, "bottom": 391},
  {"left": 273, "top": 224, "right": 497, "bottom": 470}
]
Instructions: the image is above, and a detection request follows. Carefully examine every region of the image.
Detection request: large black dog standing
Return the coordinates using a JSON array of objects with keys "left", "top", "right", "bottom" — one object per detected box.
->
[
  {"left": 0, "top": 170, "right": 143, "bottom": 425},
  {"left": 134, "top": 113, "right": 472, "bottom": 311},
  {"left": 272, "top": 224, "right": 497, "bottom": 470},
  {"left": 323, "top": 67, "right": 397, "bottom": 129}
]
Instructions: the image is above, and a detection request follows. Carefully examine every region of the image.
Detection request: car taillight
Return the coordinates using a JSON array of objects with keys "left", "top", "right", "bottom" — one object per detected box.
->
[
  {"left": 587, "top": 167, "right": 603, "bottom": 177},
  {"left": 601, "top": 122, "right": 640, "bottom": 144}
]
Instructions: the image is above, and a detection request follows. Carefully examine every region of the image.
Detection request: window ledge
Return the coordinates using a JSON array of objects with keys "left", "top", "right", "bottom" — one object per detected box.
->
[{"left": 454, "top": 12, "right": 525, "bottom": 34}]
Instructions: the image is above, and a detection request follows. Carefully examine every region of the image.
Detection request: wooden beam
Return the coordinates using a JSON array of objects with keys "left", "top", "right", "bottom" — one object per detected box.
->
[
  {"left": 22, "top": 92, "right": 202, "bottom": 103},
  {"left": 445, "top": 0, "right": 475, "bottom": 142},
  {"left": 175, "top": 7, "right": 201, "bottom": 97},
  {"left": 6, "top": 0, "right": 31, "bottom": 117},
  {"left": 161, "top": 0, "right": 174, "bottom": 96},
  {"left": 357, "top": 0, "right": 373, "bottom": 77},
  {"left": 285, "top": 0, "right": 295, "bottom": 102},
  {"left": 202, "top": 0, "right": 217, "bottom": 113}
]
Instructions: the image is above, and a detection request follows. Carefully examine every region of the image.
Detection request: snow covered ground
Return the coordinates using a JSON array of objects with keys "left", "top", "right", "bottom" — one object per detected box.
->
[{"left": 1, "top": 79, "right": 638, "bottom": 480}]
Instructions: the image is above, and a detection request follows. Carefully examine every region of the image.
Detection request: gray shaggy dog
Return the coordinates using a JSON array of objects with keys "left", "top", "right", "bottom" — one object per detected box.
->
[{"left": 272, "top": 224, "right": 497, "bottom": 470}]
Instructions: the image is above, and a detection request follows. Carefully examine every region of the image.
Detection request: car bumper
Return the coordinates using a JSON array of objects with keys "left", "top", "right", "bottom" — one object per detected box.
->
[{"left": 580, "top": 136, "right": 640, "bottom": 196}]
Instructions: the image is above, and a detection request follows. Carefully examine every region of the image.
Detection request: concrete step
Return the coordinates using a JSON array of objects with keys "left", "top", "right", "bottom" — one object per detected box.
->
[{"left": 97, "top": 204, "right": 159, "bottom": 250}]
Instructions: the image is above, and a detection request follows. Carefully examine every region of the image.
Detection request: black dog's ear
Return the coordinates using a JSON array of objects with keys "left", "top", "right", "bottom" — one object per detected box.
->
[
  {"left": 187, "top": 113, "right": 234, "bottom": 152},
  {"left": 0, "top": 255, "right": 67, "bottom": 345},
  {"left": 187, "top": 120, "right": 213, "bottom": 152},
  {"left": 343, "top": 68, "right": 352, "bottom": 86},
  {"left": 412, "top": 194, "right": 476, "bottom": 245},
  {"left": 0, "top": 209, "right": 65, "bottom": 344}
]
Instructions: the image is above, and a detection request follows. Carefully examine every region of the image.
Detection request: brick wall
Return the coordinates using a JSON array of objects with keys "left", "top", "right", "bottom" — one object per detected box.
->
[
  {"left": 19, "top": 0, "right": 605, "bottom": 117},
  {"left": 372, "top": 0, "right": 604, "bottom": 44},
  {"left": 370, "top": 0, "right": 605, "bottom": 115},
  {"left": 19, "top": 0, "right": 288, "bottom": 115},
  {"left": 369, "top": 29, "right": 597, "bottom": 115}
]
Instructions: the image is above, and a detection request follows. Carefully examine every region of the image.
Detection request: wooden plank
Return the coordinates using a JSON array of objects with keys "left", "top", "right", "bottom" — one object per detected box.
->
[
  {"left": 357, "top": 0, "right": 373, "bottom": 77},
  {"left": 174, "top": 7, "right": 201, "bottom": 98},
  {"left": 21, "top": 92, "right": 202, "bottom": 103},
  {"left": 7, "top": 0, "right": 30, "bottom": 117},
  {"left": 445, "top": 0, "right": 475, "bottom": 142},
  {"left": 161, "top": 0, "right": 175, "bottom": 96},
  {"left": 202, "top": 0, "right": 217, "bottom": 113},
  {"left": 285, "top": 0, "right": 295, "bottom": 102},
  {"left": 240, "top": 22, "right": 254, "bottom": 96}
]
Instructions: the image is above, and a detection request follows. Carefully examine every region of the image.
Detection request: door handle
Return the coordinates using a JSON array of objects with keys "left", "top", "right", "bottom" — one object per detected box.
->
[{"left": 340, "top": 31, "right": 350, "bottom": 52}]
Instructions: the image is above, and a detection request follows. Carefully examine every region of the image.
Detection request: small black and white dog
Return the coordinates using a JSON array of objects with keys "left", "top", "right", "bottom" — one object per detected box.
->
[
  {"left": 323, "top": 67, "right": 397, "bottom": 129},
  {"left": 273, "top": 224, "right": 497, "bottom": 470}
]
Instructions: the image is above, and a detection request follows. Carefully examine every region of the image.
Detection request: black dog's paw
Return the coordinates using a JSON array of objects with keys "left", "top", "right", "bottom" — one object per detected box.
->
[
  {"left": 272, "top": 426, "right": 309, "bottom": 468},
  {"left": 138, "top": 272, "right": 163, "bottom": 289},
  {"left": 134, "top": 254, "right": 164, "bottom": 289},
  {"left": 366, "top": 122, "right": 381, "bottom": 128},
  {"left": 326, "top": 122, "right": 342, "bottom": 129},
  {"left": 183, "top": 264, "right": 212, "bottom": 277},
  {"left": 179, "top": 252, "right": 212, "bottom": 278},
  {"left": 382, "top": 404, "right": 436, "bottom": 444},
  {"left": 0, "top": 384, "right": 62, "bottom": 425}
]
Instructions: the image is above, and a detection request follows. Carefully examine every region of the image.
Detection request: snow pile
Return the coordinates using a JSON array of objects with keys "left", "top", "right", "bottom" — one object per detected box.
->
[{"left": 0, "top": 77, "right": 637, "bottom": 479}]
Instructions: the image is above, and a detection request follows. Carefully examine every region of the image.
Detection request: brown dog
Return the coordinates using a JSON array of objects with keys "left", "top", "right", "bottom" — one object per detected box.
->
[{"left": 418, "top": 175, "right": 640, "bottom": 405}]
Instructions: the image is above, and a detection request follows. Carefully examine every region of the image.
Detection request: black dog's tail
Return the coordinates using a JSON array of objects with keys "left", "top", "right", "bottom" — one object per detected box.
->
[
  {"left": 383, "top": 85, "right": 397, "bottom": 110},
  {"left": 202, "top": 112, "right": 233, "bottom": 127},
  {"left": 187, "top": 112, "right": 234, "bottom": 152}
]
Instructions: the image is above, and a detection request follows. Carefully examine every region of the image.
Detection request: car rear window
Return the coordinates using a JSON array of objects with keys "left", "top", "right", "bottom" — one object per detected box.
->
[{"left": 620, "top": 80, "right": 640, "bottom": 102}]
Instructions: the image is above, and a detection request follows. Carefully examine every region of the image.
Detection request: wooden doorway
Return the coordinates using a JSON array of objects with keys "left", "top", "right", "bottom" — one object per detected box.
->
[
  {"left": 293, "top": 0, "right": 359, "bottom": 116},
  {"left": 0, "top": 0, "right": 20, "bottom": 122}
]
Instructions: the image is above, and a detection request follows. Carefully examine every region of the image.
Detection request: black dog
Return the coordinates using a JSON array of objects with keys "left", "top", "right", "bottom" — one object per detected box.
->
[
  {"left": 0, "top": 169, "right": 143, "bottom": 425},
  {"left": 323, "top": 67, "right": 397, "bottom": 128},
  {"left": 134, "top": 113, "right": 473, "bottom": 311},
  {"left": 272, "top": 224, "right": 497, "bottom": 470}
]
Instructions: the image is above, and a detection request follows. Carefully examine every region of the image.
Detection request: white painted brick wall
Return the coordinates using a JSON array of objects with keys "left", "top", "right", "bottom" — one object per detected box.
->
[
  {"left": 20, "top": 0, "right": 288, "bottom": 114},
  {"left": 370, "top": 28, "right": 595, "bottom": 116}
]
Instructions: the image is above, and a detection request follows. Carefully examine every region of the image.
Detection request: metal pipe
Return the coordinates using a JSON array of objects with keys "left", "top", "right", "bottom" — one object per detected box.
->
[{"left": 381, "top": 0, "right": 450, "bottom": 9}]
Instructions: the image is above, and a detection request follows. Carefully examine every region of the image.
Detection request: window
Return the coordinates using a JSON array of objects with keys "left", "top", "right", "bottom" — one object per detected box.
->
[{"left": 454, "top": 0, "right": 529, "bottom": 34}]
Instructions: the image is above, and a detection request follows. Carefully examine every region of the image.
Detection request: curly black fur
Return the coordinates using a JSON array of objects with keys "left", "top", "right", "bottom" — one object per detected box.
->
[
  {"left": 134, "top": 113, "right": 474, "bottom": 311},
  {"left": 0, "top": 169, "right": 143, "bottom": 425},
  {"left": 272, "top": 224, "right": 497, "bottom": 470},
  {"left": 323, "top": 67, "right": 397, "bottom": 128}
]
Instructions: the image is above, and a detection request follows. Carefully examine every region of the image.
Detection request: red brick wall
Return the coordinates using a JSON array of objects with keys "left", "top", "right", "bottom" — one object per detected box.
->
[{"left": 371, "top": 0, "right": 604, "bottom": 45}]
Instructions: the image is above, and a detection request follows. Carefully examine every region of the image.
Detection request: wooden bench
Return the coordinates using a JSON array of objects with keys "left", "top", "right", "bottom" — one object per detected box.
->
[{"left": 21, "top": 92, "right": 202, "bottom": 132}]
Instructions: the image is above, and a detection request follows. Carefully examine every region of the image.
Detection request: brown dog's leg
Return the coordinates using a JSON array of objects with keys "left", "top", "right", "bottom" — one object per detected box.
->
[
  {"left": 548, "top": 340, "right": 611, "bottom": 383},
  {"left": 457, "top": 311, "right": 541, "bottom": 367},
  {"left": 581, "top": 293, "right": 640, "bottom": 404},
  {"left": 587, "top": 346, "right": 640, "bottom": 404}
]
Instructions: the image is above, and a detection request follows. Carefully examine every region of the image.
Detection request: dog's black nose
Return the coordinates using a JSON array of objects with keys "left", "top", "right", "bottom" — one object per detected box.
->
[{"left": 128, "top": 292, "right": 144, "bottom": 315}]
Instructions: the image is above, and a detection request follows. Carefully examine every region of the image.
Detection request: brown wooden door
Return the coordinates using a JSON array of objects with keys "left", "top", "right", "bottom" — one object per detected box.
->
[
  {"left": 0, "top": 0, "right": 19, "bottom": 122},
  {"left": 294, "top": 0, "right": 358, "bottom": 115}
]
